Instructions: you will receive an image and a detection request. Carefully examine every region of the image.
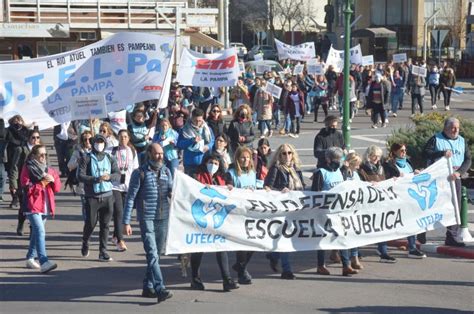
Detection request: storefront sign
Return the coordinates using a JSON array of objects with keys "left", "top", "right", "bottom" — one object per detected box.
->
[{"left": 0, "top": 23, "right": 70, "bottom": 38}]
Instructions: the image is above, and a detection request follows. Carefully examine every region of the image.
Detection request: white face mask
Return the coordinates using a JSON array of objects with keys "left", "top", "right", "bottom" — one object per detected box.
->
[
  {"left": 94, "top": 143, "right": 105, "bottom": 152},
  {"left": 206, "top": 163, "right": 219, "bottom": 175}
]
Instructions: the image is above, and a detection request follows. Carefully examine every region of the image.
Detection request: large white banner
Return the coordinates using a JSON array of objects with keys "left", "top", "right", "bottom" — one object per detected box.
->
[
  {"left": 275, "top": 39, "right": 316, "bottom": 61},
  {"left": 0, "top": 32, "right": 174, "bottom": 130},
  {"left": 166, "top": 158, "right": 457, "bottom": 254},
  {"left": 176, "top": 48, "right": 239, "bottom": 88},
  {"left": 325, "top": 44, "right": 363, "bottom": 72}
]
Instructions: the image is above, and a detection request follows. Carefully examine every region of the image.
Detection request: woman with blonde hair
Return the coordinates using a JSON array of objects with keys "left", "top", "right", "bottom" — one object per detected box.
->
[
  {"left": 264, "top": 143, "right": 304, "bottom": 280},
  {"left": 99, "top": 122, "right": 118, "bottom": 154},
  {"left": 225, "top": 146, "right": 257, "bottom": 285}
]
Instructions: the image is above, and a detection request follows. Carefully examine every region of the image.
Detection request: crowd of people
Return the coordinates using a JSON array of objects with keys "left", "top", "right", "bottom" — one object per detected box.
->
[{"left": 0, "top": 56, "right": 469, "bottom": 304}]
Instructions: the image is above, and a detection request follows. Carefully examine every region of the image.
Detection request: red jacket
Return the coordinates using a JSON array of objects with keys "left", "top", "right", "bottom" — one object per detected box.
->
[
  {"left": 285, "top": 91, "right": 305, "bottom": 119},
  {"left": 195, "top": 171, "right": 226, "bottom": 186},
  {"left": 20, "top": 165, "right": 61, "bottom": 217}
]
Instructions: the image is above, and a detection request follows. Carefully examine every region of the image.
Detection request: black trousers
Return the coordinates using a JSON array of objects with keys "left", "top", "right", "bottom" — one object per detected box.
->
[
  {"left": 190, "top": 252, "right": 231, "bottom": 280},
  {"left": 313, "top": 97, "right": 328, "bottom": 122},
  {"left": 371, "top": 103, "right": 385, "bottom": 124},
  {"left": 411, "top": 94, "right": 424, "bottom": 114},
  {"left": 441, "top": 88, "right": 452, "bottom": 108},
  {"left": 83, "top": 195, "right": 114, "bottom": 254},
  {"left": 112, "top": 190, "right": 125, "bottom": 242}
]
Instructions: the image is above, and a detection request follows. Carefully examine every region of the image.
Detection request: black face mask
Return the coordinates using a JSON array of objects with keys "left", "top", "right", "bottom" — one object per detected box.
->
[
  {"left": 329, "top": 161, "right": 340, "bottom": 171},
  {"left": 240, "top": 113, "right": 246, "bottom": 118},
  {"left": 327, "top": 127, "right": 336, "bottom": 133}
]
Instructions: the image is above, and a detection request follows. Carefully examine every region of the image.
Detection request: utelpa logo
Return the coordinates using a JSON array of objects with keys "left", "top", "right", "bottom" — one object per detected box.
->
[
  {"left": 408, "top": 173, "right": 438, "bottom": 211},
  {"left": 191, "top": 187, "right": 235, "bottom": 229}
]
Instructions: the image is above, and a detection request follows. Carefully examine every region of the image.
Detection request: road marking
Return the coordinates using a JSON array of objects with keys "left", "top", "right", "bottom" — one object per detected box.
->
[{"left": 351, "top": 135, "right": 387, "bottom": 144}]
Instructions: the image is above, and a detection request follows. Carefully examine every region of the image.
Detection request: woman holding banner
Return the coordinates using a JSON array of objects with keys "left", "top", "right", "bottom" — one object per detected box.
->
[
  {"left": 383, "top": 143, "right": 427, "bottom": 259},
  {"left": 358, "top": 145, "right": 397, "bottom": 263},
  {"left": 226, "top": 146, "right": 258, "bottom": 285},
  {"left": 264, "top": 144, "right": 305, "bottom": 280},
  {"left": 189, "top": 153, "right": 239, "bottom": 292}
]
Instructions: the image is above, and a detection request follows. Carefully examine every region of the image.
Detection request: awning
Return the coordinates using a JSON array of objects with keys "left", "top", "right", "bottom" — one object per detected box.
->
[
  {"left": 352, "top": 27, "right": 396, "bottom": 38},
  {"left": 184, "top": 30, "right": 223, "bottom": 48}
]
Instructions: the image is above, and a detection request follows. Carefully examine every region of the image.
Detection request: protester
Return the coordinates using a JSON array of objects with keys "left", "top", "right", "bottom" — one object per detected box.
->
[
  {"left": 312, "top": 147, "right": 358, "bottom": 276},
  {"left": 312, "top": 74, "right": 329, "bottom": 123},
  {"left": 358, "top": 145, "right": 396, "bottom": 263},
  {"left": 153, "top": 119, "right": 179, "bottom": 177},
  {"left": 128, "top": 109, "right": 156, "bottom": 154},
  {"left": 0, "top": 118, "right": 6, "bottom": 202},
  {"left": 423, "top": 117, "right": 471, "bottom": 247},
  {"left": 168, "top": 98, "right": 190, "bottom": 132},
  {"left": 78, "top": 134, "right": 120, "bottom": 262},
  {"left": 230, "top": 78, "right": 250, "bottom": 112},
  {"left": 264, "top": 144, "right": 304, "bottom": 279},
  {"left": 408, "top": 72, "right": 426, "bottom": 117},
  {"left": 313, "top": 115, "right": 345, "bottom": 168},
  {"left": 15, "top": 130, "right": 41, "bottom": 236},
  {"left": 122, "top": 143, "right": 173, "bottom": 302},
  {"left": 253, "top": 138, "right": 272, "bottom": 188},
  {"left": 428, "top": 65, "right": 440, "bottom": 110},
  {"left": 110, "top": 130, "right": 139, "bottom": 252},
  {"left": 21, "top": 145, "right": 61, "bottom": 273},
  {"left": 340, "top": 152, "right": 363, "bottom": 270},
  {"left": 206, "top": 104, "right": 227, "bottom": 138},
  {"left": 99, "top": 122, "right": 119, "bottom": 154},
  {"left": 226, "top": 146, "right": 257, "bottom": 285},
  {"left": 389, "top": 70, "right": 404, "bottom": 117},
  {"left": 6, "top": 115, "right": 30, "bottom": 209},
  {"left": 207, "top": 133, "right": 232, "bottom": 170},
  {"left": 227, "top": 104, "right": 255, "bottom": 153},
  {"left": 439, "top": 66, "right": 456, "bottom": 111},
  {"left": 77, "top": 118, "right": 101, "bottom": 136},
  {"left": 286, "top": 83, "right": 305, "bottom": 138},
  {"left": 189, "top": 153, "right": 239, "bottom": 292},
  {"left": 53, "top": 122, "right": 77, "bottom": 177},
  {"left": 254, "top": 82, "right": 274, "bottom": 138},
  {"left": 383, "top": 143, "right": 427, "bottom": 258},
  {"left": 177, "top": 108, "right": 214, "bottom": 177},
  {"left": 367, "top": 73, "right": 390, "bottom": 128}
]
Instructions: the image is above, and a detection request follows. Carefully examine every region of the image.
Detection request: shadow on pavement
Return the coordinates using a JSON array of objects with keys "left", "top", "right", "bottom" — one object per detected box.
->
[{"left": 318, "top": 306, "right": 472, "bottom": 313}]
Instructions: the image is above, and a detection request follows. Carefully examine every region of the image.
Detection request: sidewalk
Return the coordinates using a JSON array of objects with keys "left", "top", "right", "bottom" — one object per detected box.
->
[{"left": 456, "top": 78, "right": 474, "bottom": 90}]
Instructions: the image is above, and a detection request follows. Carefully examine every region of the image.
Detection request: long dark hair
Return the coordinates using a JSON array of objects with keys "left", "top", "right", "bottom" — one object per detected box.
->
[
  {"left": 388, "top": 142, "right": 406, "bottom": 160},
  {"left": 200, "top": 153, "right": 226, "bottom": 177}
]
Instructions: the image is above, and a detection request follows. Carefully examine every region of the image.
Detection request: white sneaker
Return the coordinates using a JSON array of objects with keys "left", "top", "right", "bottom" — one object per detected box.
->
[
  {"left": 410, "top": 114, "right": 416, "bottom": 118},
  {"left": 384, "top": 119, "right": 389, "bottom": 124},
  {"left": 294, "top": 134, "right": 299, "bottom": 138},
  {"left": 288, "top": 133, "right": 297, "bottom": 138},
  {"left": 431, "top": 105, "right": 437, "bottom": 110},
  {"left": 40, "top": 260, "right": 57, "bottom": 273},
  {"left": 445, "top": 106, "right": 450, "bottom": 111},
  {"left": 349, "top": 119, "right": 352, "bottom": 123},
  {"left": 392, "top": 113, "right": 397, "bottom": 117},
  {"left": 26, "top": 259, "right": 40, "bottom": 269},
  {"left": 371, "top": 124, "right": 378, "bottom": 129}
]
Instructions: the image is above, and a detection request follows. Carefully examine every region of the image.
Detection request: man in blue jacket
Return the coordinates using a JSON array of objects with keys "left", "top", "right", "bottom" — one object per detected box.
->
[
  {"left": 177, "top": 108, "right": 214, "bottom": 177},
  {"left": 122, "top": 143, "right": 173, "bottom": 303},
  {"left": 423, "top": 117, "right": 472, "bottom": 247}
]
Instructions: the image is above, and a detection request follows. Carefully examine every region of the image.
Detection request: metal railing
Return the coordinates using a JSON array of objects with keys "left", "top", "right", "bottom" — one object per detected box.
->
[{"left": 5, "top": 0, "right": 216, "bottom": 29}]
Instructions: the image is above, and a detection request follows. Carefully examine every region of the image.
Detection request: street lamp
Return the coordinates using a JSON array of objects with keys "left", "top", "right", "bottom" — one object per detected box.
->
[
  {"left": 342, "top": 0, "right": 353, "bottom": 150},
  {"left": 423, "top": 9, "right": 440, "bottom": 62}
]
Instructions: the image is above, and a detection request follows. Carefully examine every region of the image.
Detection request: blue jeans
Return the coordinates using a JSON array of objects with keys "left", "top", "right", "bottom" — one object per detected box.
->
[
  {"left": 26, "top": 214, "right": 48, "bottom": 265},
  {"left": 407, "top": 235, "right": 416, "bottom": 251},
  {"left": 258, "top": 120, "right": 271, "bottom": 135},
  {"left": 273, "top": 109, "right": 281, "bottom": 129},
  {"left": 284, "top": 113, "right": 291, "bottom": 133},
  {"left": 139, "top": 218, "right": 168, "bottom": 291},
  {"left": 377, "top": 242, "right": 388, "bottom": 255},
  {"left": 165, "top": 158, "right": 179, "bottom": 178},
  {"left": 270, "top": 252, "right": 292, "bottom": 273},
  {"left": 350, "top": 247, "right": 359, "bottom": 257},
  {"left": 306, "top": 94, "right": 314, "bottom": 113},
  {"left": 391, "top": 92, "right": 403, "bottom": 113},
  {"left": 316, "top": 250, "right": 327, "bottom": 267}
]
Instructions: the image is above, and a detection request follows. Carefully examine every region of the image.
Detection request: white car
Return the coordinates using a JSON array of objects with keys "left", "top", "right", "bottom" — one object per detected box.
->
[{"left": 230, "top": 42, "right": 248, "bottom": 59}]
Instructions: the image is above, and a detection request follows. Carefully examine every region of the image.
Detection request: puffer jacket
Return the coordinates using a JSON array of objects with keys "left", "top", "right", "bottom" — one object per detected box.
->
[{"left": 122, "top": 163, "right": 173, "bottom": 224}]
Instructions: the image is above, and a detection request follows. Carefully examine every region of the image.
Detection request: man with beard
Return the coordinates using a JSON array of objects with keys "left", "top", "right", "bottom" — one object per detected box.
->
[
  {"left": 122, "top": 143, "right": 173, "bottom": 303},
  {"left": 78, "top": 134, "right": 120, "bottom": 262},
  {"left": 313, "top": 115, "right": 345, "bottom": 168}
]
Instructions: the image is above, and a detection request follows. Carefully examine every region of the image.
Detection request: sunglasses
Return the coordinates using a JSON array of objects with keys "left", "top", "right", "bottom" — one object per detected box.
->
[
  {"left": 282, "top": 151, "right": 293, "bottom": 156},
  {"left": 31, "top": 136, "right": 40, "bottom": 139},
  {"left": 100, "top": 130, "right": 107, "bottom": 133}
]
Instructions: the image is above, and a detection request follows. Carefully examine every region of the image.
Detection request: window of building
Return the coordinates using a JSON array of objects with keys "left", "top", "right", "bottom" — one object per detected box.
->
[
  {"left": 38, "top": 42, "right": 61, "bottom": 57},
  {"left": 371, "top": 0, "right": 412, "bottom": 26}
]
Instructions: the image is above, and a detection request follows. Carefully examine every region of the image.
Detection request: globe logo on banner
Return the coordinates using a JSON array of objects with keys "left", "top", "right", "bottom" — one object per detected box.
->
[
  {"left": 407, "top": 173, "right": 438, "bottom": 211},
  {"left": 191, "top": 188, "right": 236, "bottom": 229}
]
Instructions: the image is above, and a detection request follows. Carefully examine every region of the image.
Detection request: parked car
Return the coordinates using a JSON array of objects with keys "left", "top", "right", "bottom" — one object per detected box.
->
[
  {"left": 247, "top": 45, "right": 278, "bottom": 61},
  {"left": 230, "top": 42, "right": 248, "bottom": 59},
  {"left": 244, "top": 60, "right": 284, "bottom": 74}
]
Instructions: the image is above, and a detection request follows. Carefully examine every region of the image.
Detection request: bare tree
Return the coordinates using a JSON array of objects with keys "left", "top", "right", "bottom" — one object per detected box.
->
[{"left": 437, "top": 0, "right": 467, "bottom": 49}]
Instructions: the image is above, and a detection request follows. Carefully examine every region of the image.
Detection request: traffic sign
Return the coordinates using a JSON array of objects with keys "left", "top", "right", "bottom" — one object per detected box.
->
[{"left": 431, "top": 29, "right": 449, "bottom": 44}]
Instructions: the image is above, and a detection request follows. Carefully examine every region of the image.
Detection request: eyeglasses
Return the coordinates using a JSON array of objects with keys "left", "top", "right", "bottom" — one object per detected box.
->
[
  {"left": 100, "top": 129, "right": 107, "bottom": 133},
  {"left": 281, "top": 151, "right": 293, "bottom": 156},
  {"left": 31, "top": 136, "right": 40, "bottom": 139}
]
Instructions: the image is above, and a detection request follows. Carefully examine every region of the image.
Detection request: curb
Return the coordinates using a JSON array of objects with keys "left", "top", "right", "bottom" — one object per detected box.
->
[{"left": 387, "top": 240, "right": 474, "bottom": 259}]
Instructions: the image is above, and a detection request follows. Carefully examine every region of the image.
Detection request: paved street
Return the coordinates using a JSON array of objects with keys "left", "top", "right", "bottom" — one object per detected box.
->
[{"left": 1, "top": 89, "right": 473, "bottom": 313}]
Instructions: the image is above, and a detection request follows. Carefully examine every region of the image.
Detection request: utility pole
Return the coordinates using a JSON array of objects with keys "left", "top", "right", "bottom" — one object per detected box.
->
[{"left": 342, "top": 0, "right": 353, "bottom": 150}]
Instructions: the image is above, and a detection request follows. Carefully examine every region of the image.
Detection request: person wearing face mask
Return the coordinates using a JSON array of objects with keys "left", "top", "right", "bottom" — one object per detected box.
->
[
  {"left": 227, "top": 104, "right": 255, "bottom": 154},
  {"left": 6, "top": 115, "right": 31, "bottom": 209},
  {"left": 264, "top": 144, "right": 304, "bottom": 280},
  {"left": 367, "top": 73, "right": 390, "bottom": 128},
  {"left": 428, "top": 65, "right": 440, "bottom": 110},
  {"left": 383, "top": 143, "right": 427, "bottom": 259},
  {"left": 206, "top": 104, "right": 228, "bottom": 138},
  {"left": 207, "top": 134, "right": 232, "bottom": 171},
  {"left": 177, "top": 108, "right": 214, "bottom": 178},
  {"left": 312, "top": 147, "right": 358, "bottom": 277},
  {"left": 128, "top": 109, "right": 157, "bottom": 154},
  {"left": 78, "top": 134, "right": 120, "bottom": 262},
  {"left": 20, "top": 145, "right": 61, "bottom": 273},
  {"left": 122, "top": 143, "right": 173, "bottom": 303},
  {"left": 423, "top": 117, "right": 471, "bottom": 247},
  {"left": 359, "top": 145, "right": 396, "bottom": 263},
  {"left": 67, "top": 131, "right": 93, "bottom": 221},
  {"left": 188, "top": 154, "right": 239, "bottom": 292},
  {"left": 313, "top": 115, "right": 345, "bottom": 169},
  {"left": 408, "top": 66, "right": 426, "bottom": 117}
]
